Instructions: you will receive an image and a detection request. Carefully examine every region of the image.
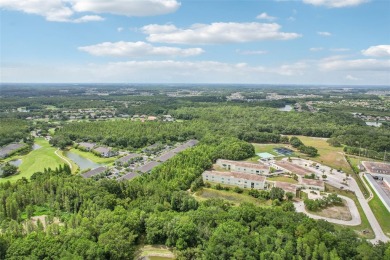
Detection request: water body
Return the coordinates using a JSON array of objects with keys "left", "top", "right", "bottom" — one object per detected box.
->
[
  {"left": 32, "top": 144, "right": 42, "bottom": 150},
  {"left": 9, "top": 159, "right": 22, "bottom": 167},
  {"left": 64, "top": 151, "right": 103, "bottom": 170},
  {"left": 278, "top": 105, "right": 293, "bottom": 112},
  {"left": 366, "top": 122, "right": 382, "bottom": 127}
]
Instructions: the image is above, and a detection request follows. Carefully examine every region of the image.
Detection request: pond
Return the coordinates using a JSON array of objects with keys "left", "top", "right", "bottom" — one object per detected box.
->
[
  {"left": 9, "top": 159, "right": 22, "bottom": 167},
  {"left": 32, "top": 144, "right": 42, "bottom": 150},
  {"left": 64, "top": 151, "right": 103, "bottom": 170},
  {"left": 278, "top": 105, "right": 293, "bottom": 112},
  {"left": 366, "top": 122, "right": 382, "bottom": 127}
]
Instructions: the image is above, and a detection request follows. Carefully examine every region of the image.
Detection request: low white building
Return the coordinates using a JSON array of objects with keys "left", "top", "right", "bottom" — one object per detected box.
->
[
  {"left": 216, "top": 159, "right": 271, "bottom": 176},
  {"left": 202, "top": 170, "right": 266, "bottom": 190},
  {"left": 300, "top": 178, "right": 325, "bottom": 191}
]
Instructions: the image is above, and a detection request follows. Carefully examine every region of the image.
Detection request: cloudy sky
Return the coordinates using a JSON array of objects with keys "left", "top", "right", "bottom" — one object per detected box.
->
[{"left": 1, "top": 0, "right": 389, "bottom": 85}]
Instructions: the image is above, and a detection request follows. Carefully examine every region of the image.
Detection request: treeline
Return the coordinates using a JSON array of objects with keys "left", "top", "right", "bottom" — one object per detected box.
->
[
  {"left": 0, "top": 141, "right": 389, "bottom": 259},
  {"left": 0, "top": 118, "right": 30, "bottom": 147}
]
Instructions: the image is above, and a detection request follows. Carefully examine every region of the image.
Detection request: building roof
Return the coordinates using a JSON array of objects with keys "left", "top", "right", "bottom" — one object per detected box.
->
[
  {"left": 0, "top": 143, "right": 24, "bottom": 157},
  {"left": 136, "top": 161, "right": 161, "bottom": 173},
  {"left": 82, "top": 166, "right": 107, "bottom": 178},
  {"left": 274, "top": 161, "right": 311, "bottom": 176},
  {"left": 362, "top": 161, "right": 390, "bottom": 174},
  {"left": 301, "top": 178, "right": 324, "bottom": 187},
  {"left": 116, "top": 153, "right": 140, "bottom": 164},
  {"left": 203, "top": 170, "right": 266, "bottom": 182},
  {"left": 274, "top": 181, "right": 298, "bottom": 193},
  {"left": 217, "top": 159, "right": 269, "bottom": 170},
  {"left": 117, "top": 172, "right": 138, "bottom": 181},
  {"left": 94, "top": 146, "right": 111, "bottom": 154}
]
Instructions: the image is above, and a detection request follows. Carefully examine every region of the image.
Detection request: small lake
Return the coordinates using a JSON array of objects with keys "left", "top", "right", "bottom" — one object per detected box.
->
[
  {"left": 64, "top": 151, "right": 103, "bottom": 170},
  {"left": 278, "top": 105, "right": 293, "bottom": 112},
  {"left": 32, "top": 144, "right": 42, "bottom": 150},
  {"left": 366, "top": 122, "right": 382, "bottom": 127},
  {"left": 9, "top": 159, "right": 22, "bottom": 167}
]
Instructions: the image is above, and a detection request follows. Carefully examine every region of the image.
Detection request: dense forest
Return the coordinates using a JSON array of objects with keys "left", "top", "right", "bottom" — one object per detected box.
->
[
  {"left": 1, "top": 140, "right": 389, "bottom": 259},
  {"left": 53, "top": 106, "right": 390, "bottom": 154},
  {"left": 0, "top": 118, "right": 30, "bottom": 146}
]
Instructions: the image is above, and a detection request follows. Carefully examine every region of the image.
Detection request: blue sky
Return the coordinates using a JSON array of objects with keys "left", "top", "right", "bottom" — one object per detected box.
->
[{"left": 1, "top": 0, "right": 389, "bottom": 85}]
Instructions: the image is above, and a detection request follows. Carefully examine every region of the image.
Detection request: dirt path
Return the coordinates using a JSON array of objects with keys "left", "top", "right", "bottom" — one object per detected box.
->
[{"left": 54, "top": 149, "right": 72, "bottom": 170}]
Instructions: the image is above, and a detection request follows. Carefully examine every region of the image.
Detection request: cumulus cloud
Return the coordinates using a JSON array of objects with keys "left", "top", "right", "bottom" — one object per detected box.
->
[
  {"left": 78, "top": 41, "right": 204, "bottom": 57},
  {"left": 319, "top": 57, "right": 390, "bottom": 71},
  {"left": 317, "top": 31, "right": 332, "bottom": 37},
  {"left": 361, "top": 45, "right": 390, "bottom": 57},
  {"left": 303, "top": 0, "right": 368, "bottom": 8},
  {"left": 256, "top": 12, "right": 277, "bottom": 21},
  {"left": 142, "top": 22, "right": 301, "bottom": 44},
  {"left": 0, "top": 0, "right": 180, "bottom": 22}
]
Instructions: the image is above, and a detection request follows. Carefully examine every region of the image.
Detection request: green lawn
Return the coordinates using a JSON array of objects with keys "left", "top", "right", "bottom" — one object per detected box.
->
[
  {"left": 194, "top": 188, "right": 272, "bottom": 207},
  {"left": 292, "top": 136, "right": 352, "bottom": 174},
  {"left": 268, "top": 176, "right": 298, "bottom": 184},
  {"left": 325, "top": 184, "right": 374, "bottom": 239},
  {"left": 68, "top": 148, "right": 117, "bottom": 164},
  {"left": 0, "top": 138, "right": 66, "bottom": 183}
]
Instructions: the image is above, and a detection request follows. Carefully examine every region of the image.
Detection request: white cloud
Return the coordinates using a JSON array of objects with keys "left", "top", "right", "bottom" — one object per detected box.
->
[
  {"left": 319, "top": 57, "right": 390, "bottom": 71},
  {"left": 317, "top": 31, "right": 332, "bottom": 37},
  {"left": 256, "top": 12, "right": 277, "bottom": 21},
  {"left": 73, "top": 15, "right": 104, "bottom": 23},
  {"left": 236, "top": 49, "right": 268, "bottom": 55},
  {"left": 303, "top": 0, "right": 368, "bottom": 8},
  {"left": 361, "top": 45, "right": 390, "bottom": 57},
  {"left": 71, "top": 0, "right": 180, "bottom": 17},
  {"left": 0, "top": 0, "right": 180, "bottom": 22},
  {"left": 345, "top": 75, "right": 360, "bottom": 81},
  {"left": 117, "top": 27, "right": 124, "bottom": 32},
  {"left": 310, "top": 47, "right": 324, "bottom": 52},
  {"left": 277, "top": 62, "right": 307, "bottom": 76},
  {"left": 78, "top": 41, "right": 204, "bottom": 57},
  {"left": 142, "top": 22, "right": 301, "bottom": 44}
]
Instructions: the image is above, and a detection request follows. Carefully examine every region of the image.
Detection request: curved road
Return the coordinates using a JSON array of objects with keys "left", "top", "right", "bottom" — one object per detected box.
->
[{"left": 294, "top": 195, "right": 361, "bottom": 226}]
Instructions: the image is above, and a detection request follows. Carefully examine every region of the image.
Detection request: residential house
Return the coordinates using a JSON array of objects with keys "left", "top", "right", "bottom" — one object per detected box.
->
[
  {"left": 117, "top": 172, "right": 138, "bottom": 182},
  {"left": 116, "top": 153, "right": 141, "bottom": 165},
  {"left": 272, "top": 161, "right": 312, "bottom": 176},
  {"left": 94, "top": 147, "right": 117, "bottom": 158},
  {"left": 82, "top": 166, "right": 107, "bottom": 178},
  {"left": 136, "top": 161, "right": 161, "bottom": 173},
  {"left": 274, "top": 181, "right": 298, "bottom": 196},
  {"left": 202, "top": 170, "right": 266, "bottom": 190},
  {"left": 216, "top": 159, "right": 271, "bottom": 176}
]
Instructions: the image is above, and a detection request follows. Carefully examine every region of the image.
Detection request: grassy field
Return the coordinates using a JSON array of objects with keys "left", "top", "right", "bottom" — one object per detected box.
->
[
  {"left": 68, "top": 148, "right": 117, "bottom": 164},
  {"left": 0, "top": 138, "right": 66, "bottom": 183},
  {"left": 134, "top": 245, "right": 175, "bottom": 260},
  {"left": 292, "top": 136, "right": 352, "bottom": 174},
  {"left": 325, "top": 184, "right": 374, "bottom": 239},
  {"left": 268, "top": 176, "right": 298, "bottom": 184},
  {"left": 194, "top": 188, "right": 272, "bottom": 207}
]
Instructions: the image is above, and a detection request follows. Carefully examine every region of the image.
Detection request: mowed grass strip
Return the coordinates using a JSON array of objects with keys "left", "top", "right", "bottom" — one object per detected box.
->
[
  {"left": 0, "top": 138, "right": 65, "bottom": 183},
  {"left": 268, "top": 176, "right": 298, "bottom": 184}
]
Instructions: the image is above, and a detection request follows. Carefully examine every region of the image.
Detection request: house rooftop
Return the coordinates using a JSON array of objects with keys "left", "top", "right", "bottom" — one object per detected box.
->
[
  {"left": 274, "top": 181, "right": 298, "bottom": 193},
  {"left": 116, "top": 153, "right": 140, "bottom": 163},
  {"left": 94, "top": 146, "right": 111, "bottom": 153},
  {"left": 137, "top": 161, "right": 161, "bottom": 173},
  {"left": 117, "top": 172, "right": 137, "bottom": 181},
  {"left": 82, "top": 166, "right": 107, "bottom": 178},
  {"left": 301, "top": 178, "right": 324, "bottom": 187},
  {"left": 274, "top": 161, "right": 312, "bottom": 176},
  {"left": 78, "top": 142, "right": 95, "bottom": 149},
  {"left": 362, "top": 161, "right": 390, "bottom": 174},
  {"left": 203, "top": 170, "right": 266, "bottom": 182}
]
